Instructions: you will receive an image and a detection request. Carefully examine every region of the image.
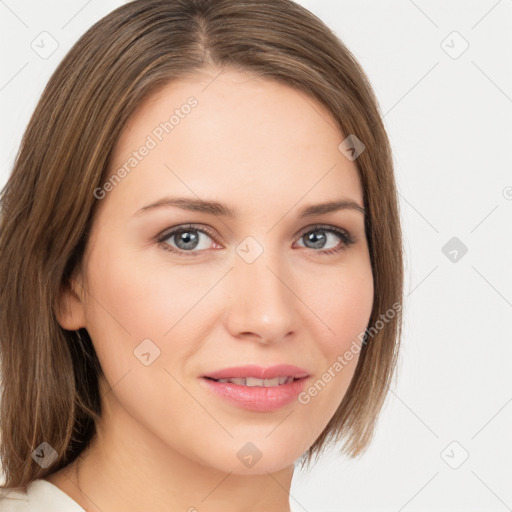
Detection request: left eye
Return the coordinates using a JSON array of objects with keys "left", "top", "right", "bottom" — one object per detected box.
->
[
  {"left": 157, "top": 224, "right": 354, "bottom": 257},
  {"left": 295, "top": 227, "right": 352, "bottom": 253}
]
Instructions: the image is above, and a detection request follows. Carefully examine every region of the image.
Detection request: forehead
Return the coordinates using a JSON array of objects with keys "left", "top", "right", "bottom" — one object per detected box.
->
[{"left": 104, "top": 69, "right": 363, "bottom": 217}]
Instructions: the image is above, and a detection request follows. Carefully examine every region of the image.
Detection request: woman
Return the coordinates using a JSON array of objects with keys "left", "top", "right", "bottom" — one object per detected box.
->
[{"left": 0, "top": 0, "right": 403, "bottom": 510}]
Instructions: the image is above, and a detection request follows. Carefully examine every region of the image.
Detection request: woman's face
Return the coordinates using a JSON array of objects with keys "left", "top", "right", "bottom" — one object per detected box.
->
[{"left": 66, "top": 69, "right": 373, "bottom": 475}]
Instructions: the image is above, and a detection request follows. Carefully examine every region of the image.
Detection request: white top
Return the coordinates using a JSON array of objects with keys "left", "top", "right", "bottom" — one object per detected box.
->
[{"left": 0, "top": 480, "right": 85, "bottom": 512}]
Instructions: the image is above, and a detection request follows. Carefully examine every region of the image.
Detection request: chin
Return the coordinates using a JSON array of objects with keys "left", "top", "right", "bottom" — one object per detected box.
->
[{"left": 186, "top": 435, "right": 308, "bottom": 475}]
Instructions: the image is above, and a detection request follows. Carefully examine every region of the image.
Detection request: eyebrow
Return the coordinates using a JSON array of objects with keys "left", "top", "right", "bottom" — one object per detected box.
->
[{"left": 134, "top": 196, "right": 365, "bottom": 218}]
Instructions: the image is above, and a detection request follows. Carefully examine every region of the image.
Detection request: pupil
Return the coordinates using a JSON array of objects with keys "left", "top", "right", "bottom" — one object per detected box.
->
[
  {"left": 177, "top": 230, "right": 199, "bottom": 250},
  {"left": 306, "top": 231, "right": 326, "bottom": 249}
]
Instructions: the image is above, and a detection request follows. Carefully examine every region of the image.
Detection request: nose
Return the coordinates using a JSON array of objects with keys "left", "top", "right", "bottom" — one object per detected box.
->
[{"left": 224, "top": 248, "right": 298, "bottom": 344}]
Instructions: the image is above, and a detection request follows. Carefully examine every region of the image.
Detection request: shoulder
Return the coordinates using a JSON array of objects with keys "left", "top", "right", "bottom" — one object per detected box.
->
[
  {"left": 0, "top": 485, "right": 29, "bottom": 512},
  {"left": 0, "top": 482, "right": 30, "bottom": 512},
  {"left": 0, "top": 480, "right": 85, "bottom": 512}
]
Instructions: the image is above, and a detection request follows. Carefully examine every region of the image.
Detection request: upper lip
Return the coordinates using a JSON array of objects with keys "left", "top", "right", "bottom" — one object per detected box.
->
[{"left": 203, "top": 364, "right": 310, "bottom": 380}]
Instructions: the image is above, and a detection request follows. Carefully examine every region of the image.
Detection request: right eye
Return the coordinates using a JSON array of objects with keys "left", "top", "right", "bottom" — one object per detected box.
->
[{"left": 156, "top": 224, "right": 222, "bottom": 257}]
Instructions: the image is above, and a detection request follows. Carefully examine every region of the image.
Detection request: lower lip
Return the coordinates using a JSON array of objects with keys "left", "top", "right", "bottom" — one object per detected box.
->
[{"left": 200, "top": 377, "right": 308, "bottom": 412}]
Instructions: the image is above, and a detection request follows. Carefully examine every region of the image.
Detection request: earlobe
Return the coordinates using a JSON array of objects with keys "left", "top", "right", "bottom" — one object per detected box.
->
[{"left": 55, "top": 276, "right": 87, "bottom": 330}]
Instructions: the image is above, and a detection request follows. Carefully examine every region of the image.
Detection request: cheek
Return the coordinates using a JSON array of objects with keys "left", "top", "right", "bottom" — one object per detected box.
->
[
  {"left": 306, "top": 258, "right": 374, "bottom": 348},
  {"left": 81, "top": 242, "right": 220, "bottom": 378},
  {"left": 80, "top": 246, "right": 210, "bottom": 423},
  {"left": 300, "top": 258, "right": 373, "bottom": 403}
]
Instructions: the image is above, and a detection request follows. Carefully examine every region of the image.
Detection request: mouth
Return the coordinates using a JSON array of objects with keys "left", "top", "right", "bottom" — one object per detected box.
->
[
  {"left": 203, "top": 375, "right": 306, "bottom": 387},
  {"left": 201, "top": 364, "right": 310, "bottom": 384},
  {"left": 200, "top": 365, "right": 310, "bottom": 412}
]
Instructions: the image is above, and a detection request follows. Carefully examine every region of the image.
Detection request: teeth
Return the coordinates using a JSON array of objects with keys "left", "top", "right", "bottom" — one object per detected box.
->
[
  {"left": 230, "top": 377, "right": 248, "bottom": 386},
  {"left": 215, "top": 376, "right": 295, "bottom": 387}
]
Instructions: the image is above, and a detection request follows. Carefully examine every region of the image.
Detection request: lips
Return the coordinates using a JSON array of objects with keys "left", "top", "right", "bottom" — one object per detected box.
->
[
  {"left": 202, "top": 364, "right": 310, "bottom": 381},
  {"left": 200, "top": 364, "right": 310, "bottom": 412}
]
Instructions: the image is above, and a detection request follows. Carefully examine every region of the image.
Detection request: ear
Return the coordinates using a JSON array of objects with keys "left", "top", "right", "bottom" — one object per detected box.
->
[{"left": 55, "top": 274, "right": 87, "bottom": 330}]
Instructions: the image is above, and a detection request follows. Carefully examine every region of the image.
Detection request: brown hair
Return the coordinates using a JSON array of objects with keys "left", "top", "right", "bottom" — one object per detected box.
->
[{"left": 0, "top": 0, "right": 403, "bottom": 491}]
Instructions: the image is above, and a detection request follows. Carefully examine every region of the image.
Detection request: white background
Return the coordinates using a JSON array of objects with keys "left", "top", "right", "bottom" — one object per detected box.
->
[{"left": 1, "top": 1, "right": 512, "bottom": 511}]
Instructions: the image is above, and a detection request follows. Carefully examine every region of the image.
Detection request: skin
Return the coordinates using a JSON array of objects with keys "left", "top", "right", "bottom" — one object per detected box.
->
[{"left": 47, "top": 68, "right": 374, "bottom": 512}]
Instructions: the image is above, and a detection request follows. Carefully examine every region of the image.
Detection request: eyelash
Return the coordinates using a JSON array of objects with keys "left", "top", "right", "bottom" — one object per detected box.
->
[{"left": 156, "top": 223, "right": 355, "bottom": 257}]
